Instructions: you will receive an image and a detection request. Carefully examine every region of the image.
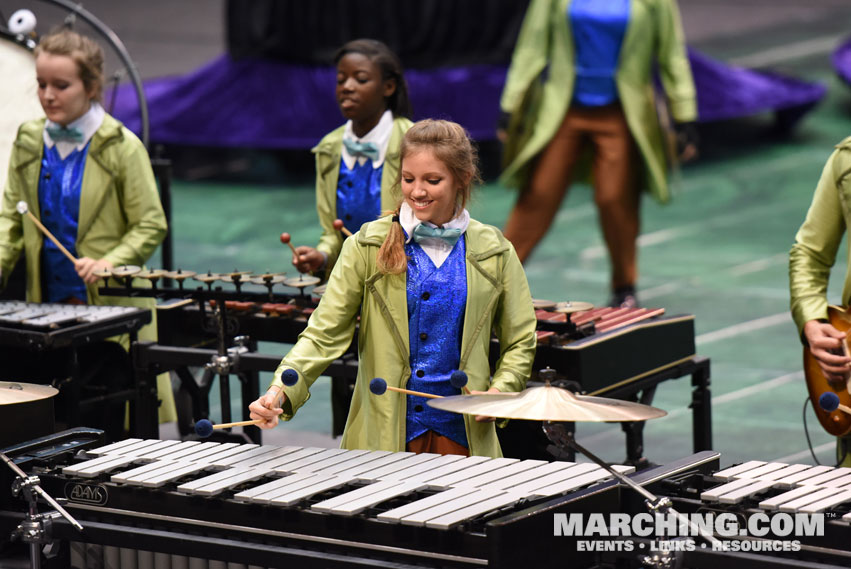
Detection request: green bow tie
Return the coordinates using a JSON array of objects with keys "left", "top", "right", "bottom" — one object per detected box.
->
[
  {"left": 46, "top": 124, "right": 84, "bottom": 143},
  {"left": 412, "top": 224, "right": 462, "bottom": 247},
  {"left": 343, "top": 137, "right": 380, "bottom": 161}
]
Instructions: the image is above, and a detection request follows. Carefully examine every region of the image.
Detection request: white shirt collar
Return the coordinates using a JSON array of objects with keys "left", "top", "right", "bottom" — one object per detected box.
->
[
  {"left": 400, "top": 201, "right": 470, "bottom": 244},
  {"left": 341, "top": 109, "right": 394, "bottom": 169},
  {"left": 43, "top": 102, "right": 105, "bottom": 159}
]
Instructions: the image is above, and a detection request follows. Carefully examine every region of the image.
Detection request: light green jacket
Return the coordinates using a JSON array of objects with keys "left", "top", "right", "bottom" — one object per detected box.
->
[
  {"left": 790, "top": 137, "right": 851, "bottom": 336},
  {"left": 311, "top": 117, "right": 413, "bottom": 278},
  {"left": 500, "top": 0, "right": 697, "bottom": 202},
  {"left": 271, "top": 215, "right": 538, "bottom": 457},
  {"left": 0, "top": 114, "right": 167, "bottom": 345}
]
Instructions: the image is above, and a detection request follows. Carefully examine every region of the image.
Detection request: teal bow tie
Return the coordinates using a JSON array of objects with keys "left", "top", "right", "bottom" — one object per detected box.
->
[
  {"left": 412, "top": 223, "right": 463, "bottom": 247},
  {"left": 46, "top": 124, "right": 84, "bottom": 143},
  {"left": 343, "top": 137, "right": 380, "bottom": 162}
]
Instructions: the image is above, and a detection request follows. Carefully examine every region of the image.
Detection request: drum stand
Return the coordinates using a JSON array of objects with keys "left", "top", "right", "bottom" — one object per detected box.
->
[
  {"left": 0, "top": 452, "right": 83, "bottom": 569},
  {"left": 542, "top": 423, "right": 721, "bottom": 568}
]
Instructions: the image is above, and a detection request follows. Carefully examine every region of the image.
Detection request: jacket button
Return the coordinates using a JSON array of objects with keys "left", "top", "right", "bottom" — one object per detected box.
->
[
  {"left": 419, "top": 333, "right": 427, "bottom": 341},
  {"left": 414, "top": 405, "right": 423, "bottom": 412},
  {"left": 416, "top": 370, "right": 425, "bottom": 378},
  {"left": 345, "top": 214, "right": 352, "bottom": 220},
  {"left": 421, "top": 292, "right": 430, "bottom": 300}
]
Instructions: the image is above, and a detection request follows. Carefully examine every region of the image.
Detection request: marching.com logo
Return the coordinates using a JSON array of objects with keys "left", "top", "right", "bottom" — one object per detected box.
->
[{"left": 554, "top": 512, "right": 823, "bottom": 552}]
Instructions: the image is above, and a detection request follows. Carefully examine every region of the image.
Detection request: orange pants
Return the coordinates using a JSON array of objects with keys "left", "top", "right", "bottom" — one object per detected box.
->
[
  {"left": 503, "top": 103, "right": 640, "bottom": 289},
  {"left": 406, "top": 430, "right": 469, "bottom": 456}
]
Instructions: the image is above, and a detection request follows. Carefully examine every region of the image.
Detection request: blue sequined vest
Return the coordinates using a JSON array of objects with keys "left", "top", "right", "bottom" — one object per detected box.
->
[
  {"left": 38, "top": 143, "right": 89, "bottom": 303},
  {"left": 336, "top": 157, "right": 382, "bottom": 231},
  {"left": 405, "top": 237, "right": 468, "bottom": 447}
]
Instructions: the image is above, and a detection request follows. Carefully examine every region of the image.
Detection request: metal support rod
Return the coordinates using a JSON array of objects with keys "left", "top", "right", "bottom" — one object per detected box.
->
[{"left": 561, "top": 431, "right": 722, "bottom": 547}]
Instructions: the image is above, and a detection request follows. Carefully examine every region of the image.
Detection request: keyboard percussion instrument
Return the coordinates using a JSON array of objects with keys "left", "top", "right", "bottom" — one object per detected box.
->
[
  {"left": 0, "top": 300, "right": 152, "bottom": 350},
  {"left": 0, "top": 428, "right": 646, "bottom": 569}
]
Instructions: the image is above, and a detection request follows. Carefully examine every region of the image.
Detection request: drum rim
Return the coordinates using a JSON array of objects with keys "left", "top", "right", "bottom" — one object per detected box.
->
[{"left": 0, "top": 28, "right": 36, "bottom": 51}]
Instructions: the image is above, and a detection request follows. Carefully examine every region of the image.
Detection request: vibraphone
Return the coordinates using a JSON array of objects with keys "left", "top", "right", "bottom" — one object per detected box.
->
[
  {"left": 0, "top": 300, "right": 151, "bottom": 350},
  {"left": 593, "top": 458, "right": 851, "bottom": 568},
  {"left": 0, "top": 428, "right": 663, "bottom": 569}
]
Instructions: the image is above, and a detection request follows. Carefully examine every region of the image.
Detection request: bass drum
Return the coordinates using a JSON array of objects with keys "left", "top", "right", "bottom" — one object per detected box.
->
[{"left": 0, "top": 30, "right": 44, "bottom": 198}]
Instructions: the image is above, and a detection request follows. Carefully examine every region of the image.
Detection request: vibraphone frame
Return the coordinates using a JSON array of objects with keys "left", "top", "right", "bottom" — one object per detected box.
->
[
  {"left": 0, "top": 429, "right": 722, "bottom": 569},
  {"left": 0, "top": 302, "right": 154, "bottom": 440}
]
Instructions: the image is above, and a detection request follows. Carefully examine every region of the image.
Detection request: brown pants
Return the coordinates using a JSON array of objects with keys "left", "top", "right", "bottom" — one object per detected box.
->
[
  {"left": 503, "top": 104, "right": 640, "bottom": 289},
  {"left": 406, "top": 430, "right": 469, "bottom": 456}
]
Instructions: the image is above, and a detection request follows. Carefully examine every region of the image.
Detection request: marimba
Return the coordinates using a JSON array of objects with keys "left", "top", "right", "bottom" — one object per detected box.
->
[{"left": 529, "top": 305, "right": 696, "bottom": 394}]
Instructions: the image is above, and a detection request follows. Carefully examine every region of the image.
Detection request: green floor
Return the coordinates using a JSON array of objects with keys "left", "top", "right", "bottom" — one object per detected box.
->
[{"left": 161, "top": 37, "right": 851, "bottom": 468}]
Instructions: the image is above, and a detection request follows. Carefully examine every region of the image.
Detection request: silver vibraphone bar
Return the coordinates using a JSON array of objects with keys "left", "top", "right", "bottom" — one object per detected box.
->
[
  {"left": 66, "top": 438, "right": 634, "bottom": 530},
  {"left": 0, "top": 300, "right": 142, "bottom": 328},
  {"left": 700, "top": 459, "right": 851, "bottom": 516}
]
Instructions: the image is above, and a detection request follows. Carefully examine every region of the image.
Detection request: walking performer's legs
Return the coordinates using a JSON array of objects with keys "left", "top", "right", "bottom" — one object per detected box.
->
[
  {"left": 503, "top": 111, "right": 586, "bottom": 263},
  {"left": 588, "top": 105, "right": 640, "bottom": 297}
]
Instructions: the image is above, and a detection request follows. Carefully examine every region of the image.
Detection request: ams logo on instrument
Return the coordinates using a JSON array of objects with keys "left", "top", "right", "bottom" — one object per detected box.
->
[{"left": 65, "top": 482, "right": 108, "bottom": 505}]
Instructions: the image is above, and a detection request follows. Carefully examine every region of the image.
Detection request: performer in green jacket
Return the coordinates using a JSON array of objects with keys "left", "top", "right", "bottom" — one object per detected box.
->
[
  {"left": 251, "top": 120, "right": 537, "bottom": 458},
  {"left": 291, "top": 39, "right": 413, "bottom": 280},
  {"left": 500, "top": 0, "right": 697, "bottom": 307},
  {"left": 0, "top": 29, "right": 173, "bottom": 435},
  {"left": 789, "top": 137, "right": 851, "bottom": 466}
]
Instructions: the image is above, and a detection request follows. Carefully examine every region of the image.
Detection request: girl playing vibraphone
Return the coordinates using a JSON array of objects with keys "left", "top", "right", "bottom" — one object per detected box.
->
[
  {"left": 250, "top": 120, "right": 537, "bottom": 457},
  {"left": 290, "top": 39, "right": 413, "bottom": 279},
  {"left": 0, "top": 29, "right": 173, "bottom": 438}
]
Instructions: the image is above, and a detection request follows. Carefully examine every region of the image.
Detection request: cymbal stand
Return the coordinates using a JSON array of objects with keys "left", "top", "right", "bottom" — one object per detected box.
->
[
  {"left": 0, "top": 452, "right": 83, "bottom": 569},
  {"left": 542, "top": 422, "right": 721, "bottom": 565}
]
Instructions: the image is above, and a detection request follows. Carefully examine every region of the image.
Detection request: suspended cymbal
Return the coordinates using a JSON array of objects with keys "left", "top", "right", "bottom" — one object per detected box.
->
[
  {"left": 92, "top": 268, "right": 114, "bottom": 279},
  {"left": 111, "top": 265, "right": 141, "bottom": 277},
  {"left": 249, "top": 275, "right": 287, "bottom": 285},
  {"left": 532, "top": 298, "right": 557, "bottom": 310},
  {"left": 553, "top": 301, "right": 595, "bottom": 314},
  {"left": 163, "top": 269, "right": 196, "bottom": 280},
  {"left": 312, "top": 284, "right": 327, "bottom": 296},
  {"left": 284, "top": 275, "right": 321, "bottom": 288},
  {"left": 136, "top": 269, "right": 169, "bottom": 280},
  {"left": 0, "top": 382, "right": 58, "bottom": 405},
  {"left": 427, "top": 384, "right": 667, "bottom": 422}
]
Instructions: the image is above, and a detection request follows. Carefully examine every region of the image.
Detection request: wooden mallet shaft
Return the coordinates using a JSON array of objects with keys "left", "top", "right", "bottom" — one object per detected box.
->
[
  {"left": 17, "top": 201, "right": 77, "bottom": 264},
  {"left": 385, "top": 385, "right": 443, "bottom": 399},
  {"left": 211, "top": 418, "right": 264, "bottom": 429}
]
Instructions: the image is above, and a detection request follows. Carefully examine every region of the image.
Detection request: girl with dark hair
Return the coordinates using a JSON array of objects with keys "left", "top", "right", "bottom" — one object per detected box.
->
[
  {"left": 251, "top": 120, "right": 537, "bottom": 458},
  {"left": 291, "top": 39, "right": 413, "bottom": 278}
]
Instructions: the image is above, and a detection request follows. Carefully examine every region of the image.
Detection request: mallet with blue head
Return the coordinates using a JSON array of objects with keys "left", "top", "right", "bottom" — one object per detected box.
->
[{"left": 195, "top": 369, "right": 299, "bottom": 437}]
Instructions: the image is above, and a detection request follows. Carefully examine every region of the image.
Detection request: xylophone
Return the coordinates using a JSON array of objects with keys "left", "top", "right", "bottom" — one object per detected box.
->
[{"left": 0, "top": 300, "right": 151, "bottom": 350}]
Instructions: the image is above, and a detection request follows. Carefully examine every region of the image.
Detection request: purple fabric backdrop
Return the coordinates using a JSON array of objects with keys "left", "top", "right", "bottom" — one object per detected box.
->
[
  {"left": 110, "top": 48, "right": 826, "bottom": 149},
  {"left": 833, "top": 37, "right": 851, "bottom": 86}
]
